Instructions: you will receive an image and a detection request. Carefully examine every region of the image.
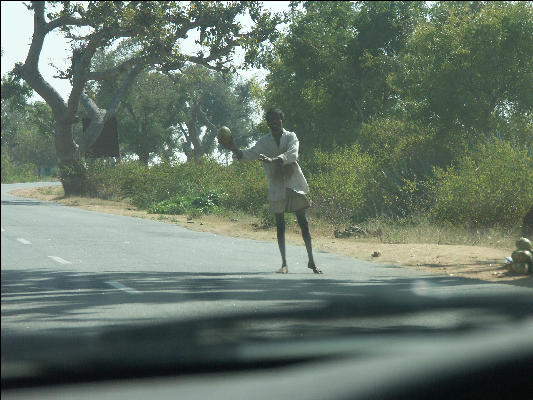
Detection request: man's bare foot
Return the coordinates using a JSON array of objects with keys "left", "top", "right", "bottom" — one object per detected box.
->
[
  {"left": 277, "top": 266, "right": 288, "bottom": 274},
  {"left": 308, "top": 262, "right": 323, "bottom": 274}
]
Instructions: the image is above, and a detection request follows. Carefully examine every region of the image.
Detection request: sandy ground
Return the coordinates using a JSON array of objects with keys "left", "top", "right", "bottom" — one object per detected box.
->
[{"left": 10, "top": 186, "right": 532, "bottom": 288}]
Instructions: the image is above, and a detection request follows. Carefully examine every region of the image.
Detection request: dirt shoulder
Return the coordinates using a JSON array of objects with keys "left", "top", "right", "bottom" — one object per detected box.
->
[{"left": 10, "top": 185, "right": 532, "bottom": 288}]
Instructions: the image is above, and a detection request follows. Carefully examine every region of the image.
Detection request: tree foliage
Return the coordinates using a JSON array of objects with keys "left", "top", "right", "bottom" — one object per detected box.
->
[
  {"left": 90, "top": 48, "right": 258, "bottom": 164},
  {"left": 264, "top": 1, "right": 427, "bottom": 151},
  {"left": 1, "top": 71, "right": 56, "bottom": 173},
  {"left": 11, "top": 1, "right": 281, "bottom": 194},
  {"left": 168, "top": 65, "right": 258, "bottom": 162},
  {"left": 396, "top": 1, "right": 533, "bottom": 145},
  {"left": 260, "top": 1, "right": 533, "bottom": 223}
]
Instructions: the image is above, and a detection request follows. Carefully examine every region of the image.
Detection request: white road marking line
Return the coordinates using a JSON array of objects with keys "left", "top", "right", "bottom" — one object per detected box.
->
[
  {"left": 1, "top": 227, "right": 5, "bottom": 232},
  {"left": 48, "top": 256, "right": 71, "bottom": 264},
  {"left": 17, "top": 238, "right": 32, "bottom": 245},
  {"left": 105, "top": 281, "right": 140, "bottom": 295}
]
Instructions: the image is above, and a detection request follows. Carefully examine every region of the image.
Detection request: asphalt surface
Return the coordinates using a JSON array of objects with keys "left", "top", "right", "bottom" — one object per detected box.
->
[{"left": 2, "top": 182, "right": 532, "bottom": 336}]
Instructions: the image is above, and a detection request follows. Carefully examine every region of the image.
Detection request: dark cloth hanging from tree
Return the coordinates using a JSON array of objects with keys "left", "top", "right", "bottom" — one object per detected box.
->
[{"left": 83, "top": 116, "right": 119, "bottom": 157}]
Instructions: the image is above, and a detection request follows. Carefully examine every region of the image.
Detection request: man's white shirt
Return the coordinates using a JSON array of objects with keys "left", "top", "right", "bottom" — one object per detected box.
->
[{"left": 241, "top": 129, "right": 309, "bottom": 201}]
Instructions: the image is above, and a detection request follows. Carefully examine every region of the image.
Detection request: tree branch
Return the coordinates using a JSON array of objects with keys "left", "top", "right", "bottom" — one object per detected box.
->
[
  {"left": 107, "top": 64, "right": 144, "bottom": 115},
  {"left": 86, "top": 58, "right": 143, "bottom": 81},
  {"left": 78, "top": 92, "right": 106, "bottom": 154},
  {"left": 46, "top": 15, "right": 84, "bottom": 33},
  {"left": 16, "top": 2, "right": 67, "bottom": 116},
  {"left": 197, "top": 105, "right": 217, "bottom": 130}
]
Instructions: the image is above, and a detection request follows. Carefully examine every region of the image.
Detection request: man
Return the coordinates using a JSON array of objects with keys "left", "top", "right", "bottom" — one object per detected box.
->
[{"left": 224, "top": 108, "right": 322, "bottom": 274}]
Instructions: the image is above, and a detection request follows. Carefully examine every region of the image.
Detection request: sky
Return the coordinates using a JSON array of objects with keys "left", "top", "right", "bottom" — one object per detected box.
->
[{"left": 1, "top": 1, "right": 291, "bottom": 103}]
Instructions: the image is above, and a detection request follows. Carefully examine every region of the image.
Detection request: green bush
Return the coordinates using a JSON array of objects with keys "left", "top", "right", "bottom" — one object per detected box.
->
[
  {"left": 85, "top": 160, "right": 148, "bottom": 200},
  {"left": 304, "top": 144, "right": 379, "bottom": 224},
  {"left": 148, "top": 196, "right": 189, "bottom": 215},
  {"left": 1, "top": 150, "right": 39, "bottom": 183},
  {"left": 83, "top": 137, "right": 531, "bottom": 229},
  {"left": 257, "top": 203, "right": 293, "bottom": 228},
  {"left": 147, "top": 190, "right": 229, "bottom": 216},
  {"left": 85, "top": 157, "right": 267, "bottom": 214},
  {"left": 223, "top": 161, "right": 267, "bottom": 214},
  {"left": 357, "top": 117, "right": 438, "bottom": 218},
  {"left": 191, "top": 191, "right": 227, "bottom": 214},
  {"left": 430, "top": 140, "right": 533, "bottom": 227}
]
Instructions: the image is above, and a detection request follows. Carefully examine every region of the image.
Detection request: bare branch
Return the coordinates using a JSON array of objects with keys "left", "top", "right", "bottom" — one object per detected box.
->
[
  {"left": 80, "top": 92, "right": 104, "bottom": 121},
  {"left": 183, "top": 55, "right": 229, "bottom": 72},
  {"left": 107, "top": 64, "right": 144, "bottom": 115},
  {"left": 197, "top": 105, "right": 217, "bottom": 131},
  {"left": 86, "top": 58, "right": 143, "bottom": 81},
  {"left": 78, "top": 92, "right": 106, "bottom": 154},
  {"left": 18, "top": 2, "right": 67, "bottom": 115},
  {"left": 46, "top": 15, "right": 84, "bottom": 33},
  {"left": 67, "top": 32, "right": 111, "bottom": 115}
]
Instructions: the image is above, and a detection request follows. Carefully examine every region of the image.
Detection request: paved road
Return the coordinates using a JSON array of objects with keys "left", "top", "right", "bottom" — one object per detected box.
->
[{"left": 2, "top": 182, "right": 531, "bottom": 336}]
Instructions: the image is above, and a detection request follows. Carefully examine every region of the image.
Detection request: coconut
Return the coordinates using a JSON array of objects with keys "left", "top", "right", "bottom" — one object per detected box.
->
[
  {"left": 515, "top": 237, "right": 532, "bottom": 251},
  {"left": 512, "top": 262, "right": 529, "bottom": 274},
  {"left": 217, "top": 126, "right": 233, "bottom": 147},
  {"left": 511, "top": 250, "right": 532, "bottom": 264}
]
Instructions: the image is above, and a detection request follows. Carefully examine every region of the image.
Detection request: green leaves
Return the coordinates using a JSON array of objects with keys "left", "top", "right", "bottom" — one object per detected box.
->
[
  {"left": 397, "top": 1, "right": 533, "bottom": 137},
  {"left": 1, "top": 69, "right": 34, "bottom": 111},
  {"left": 264, "top": 1, "right": 425, "bottom": 152},
  {"left": 430, "top": 140, "right": 533, "bottom": 227}
]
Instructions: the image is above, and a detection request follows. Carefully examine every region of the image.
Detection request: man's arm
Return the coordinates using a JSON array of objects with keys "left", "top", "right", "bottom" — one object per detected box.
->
[
  {"left": 228, "top": 137, "right": 264, "bottom": 162},
  {"left": 223, "top": 135, "right": 274, "bottom": 163},
  {"left": 231, "top": 144, "right": 244, "bottom": 160},
  {"left": 259, "top": 154, "right": 283, "bottom": 164},
  {"left": 222, "top": 138, "right": 243, "bottom": 160},
  {"left": 276, "top": 133, "right": 299, "bottom": 165}
]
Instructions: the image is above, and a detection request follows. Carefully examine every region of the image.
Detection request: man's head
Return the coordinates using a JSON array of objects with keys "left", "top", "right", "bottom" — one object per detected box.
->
[{"left": 265, "top": 108, "right": 284, "bottom": 134}]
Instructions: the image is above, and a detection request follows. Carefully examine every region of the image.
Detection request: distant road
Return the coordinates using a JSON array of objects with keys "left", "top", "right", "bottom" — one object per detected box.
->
[{"left": 2, "top": 182, "right": 531, "bottom": 336}]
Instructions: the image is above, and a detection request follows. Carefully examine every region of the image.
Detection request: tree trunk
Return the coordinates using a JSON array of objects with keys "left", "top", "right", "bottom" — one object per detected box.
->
[
  {"left": 54, "top": 117, "right": 88, "bottom": 196},
  {"left": 138, "top": 151, "right": 150, "bottom": 166}
]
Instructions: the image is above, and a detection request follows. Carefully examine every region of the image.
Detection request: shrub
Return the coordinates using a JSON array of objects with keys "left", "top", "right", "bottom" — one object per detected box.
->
[
  {"left": 257, "top": 203, "right": 293, "bottom": 228},
  {"left": 223, "top": 161, "right": 267, "bottom": 214},
  {"left": 59, "top": 160, "right": 93, "bottom": 196},
  {"left": 304, "top": 144, "right": 379, "bottom": 224},
  {"left": 191, "top": 191, "right": 227, "bottom": 214},
  {"left": 1, "top": 150, "right": 39, "bottom": 183},
  {"left": 148, "top": 196, "right": 189, "bottom": 215},
  {"left": 357, "top": 117, "right": 439, "bottom": 218},
  {"left": 430, "top": 140, "right": 533, "bottom": 227}
]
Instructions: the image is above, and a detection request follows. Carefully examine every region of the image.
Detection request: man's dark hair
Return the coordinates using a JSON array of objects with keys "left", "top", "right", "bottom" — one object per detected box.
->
[{"left": 265, "top": 108, "right": 285, "bottom": 121}]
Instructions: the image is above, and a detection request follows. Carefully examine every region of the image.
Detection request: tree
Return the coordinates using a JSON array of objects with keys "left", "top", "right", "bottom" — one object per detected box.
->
[
  {"left": 1, "top": 100, "right": 56, "bottom": 177},
  {"left": 91, "top": 67, "right": 181, "bottom": 166},
  {"left": 91, "top": 56, "right": 258, "bottom": 165},
  {"left": 394, "top": 1, "right": 533, "bottom": 150},
  {"left": 169, "top": 64, "right": 258, "bottom": 162},
  {"left": 14, "top": 102, "right": 57, "bottom": 172},
  {"left": 263, "top": 1, "right": 427, "bottom": 152},
  {"left": 2, "top": 70, "right": 55, "bottom": 174},
  {"left": 120, "top": 71, "right": 180, "bottom": 165},
  {"left": 12, "top": 1, "right": 280, "bottom": 194},
  {"left": 1, "top": 64, "right": 34, "bottom": 151}
]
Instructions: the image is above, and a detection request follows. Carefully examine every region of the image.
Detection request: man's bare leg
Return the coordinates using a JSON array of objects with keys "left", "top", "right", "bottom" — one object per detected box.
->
[
  {"left": 275, "top": 213, "right": 288, "bottom": 273},
  {"left": 295, "top": 209, "right": 322, "bottom": 274}
]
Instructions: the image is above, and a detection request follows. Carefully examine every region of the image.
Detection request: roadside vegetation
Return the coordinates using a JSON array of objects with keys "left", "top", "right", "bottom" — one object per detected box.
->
[
  {"left": 1, "top": 151, "right": 40, "bottom": 184},
  {"left": 2, "top": 1, "right": 532, "bottom": 248},
  {"left": 69, "top": 144, "right": 528, "bottom": 249}
]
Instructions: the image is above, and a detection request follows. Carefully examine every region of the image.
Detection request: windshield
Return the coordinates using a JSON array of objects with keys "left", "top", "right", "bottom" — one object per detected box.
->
[{"left": 2, "top": 0, "right": 533, "bottom": 396}]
